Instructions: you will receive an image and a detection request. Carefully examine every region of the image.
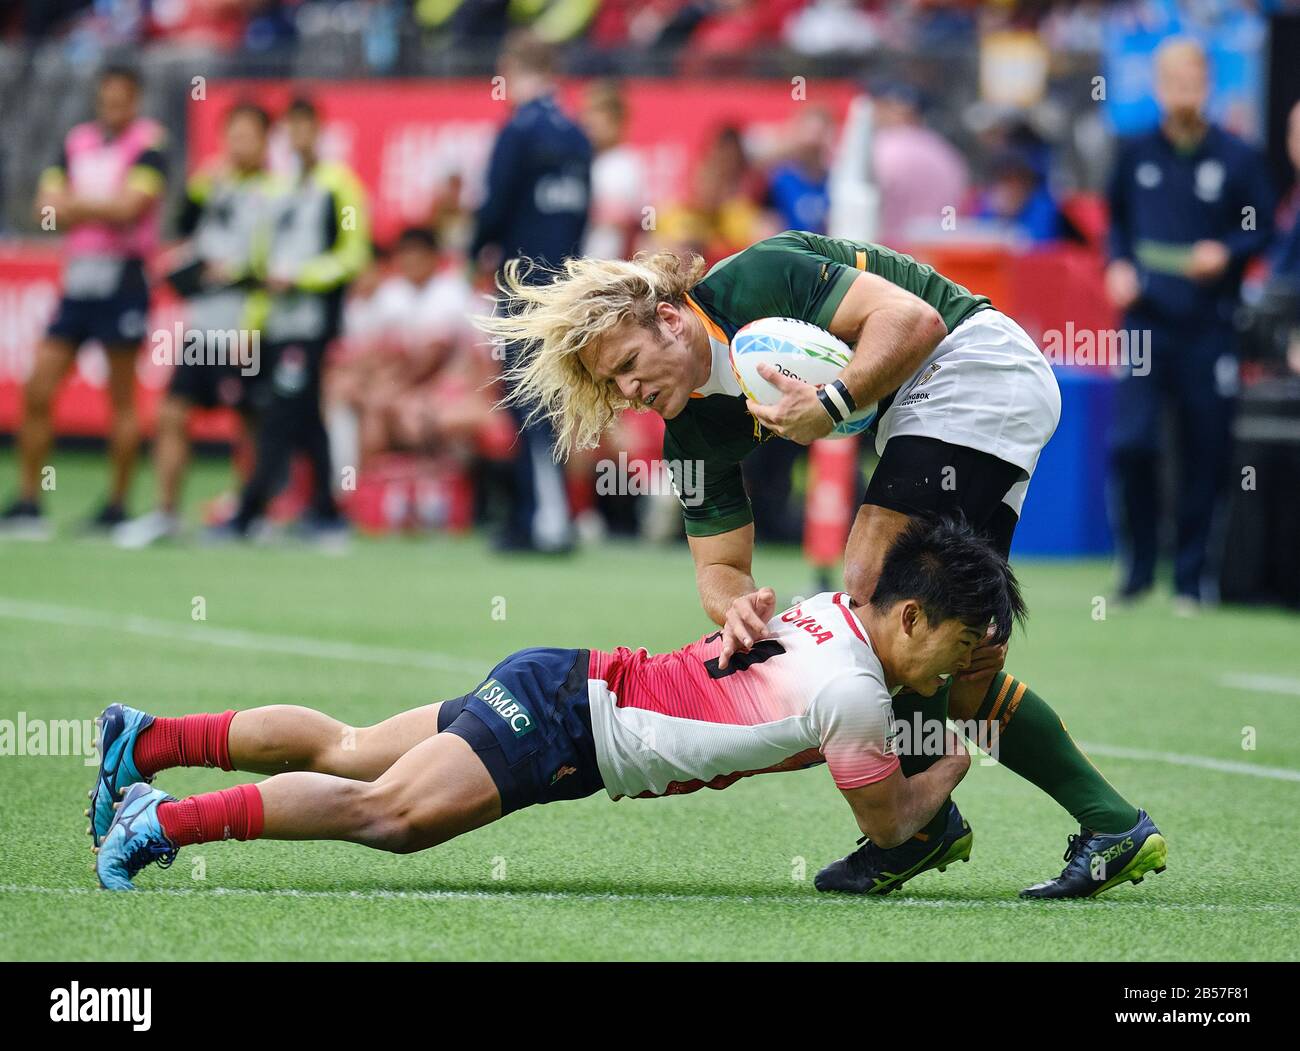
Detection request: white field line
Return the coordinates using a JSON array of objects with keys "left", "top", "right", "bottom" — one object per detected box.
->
[
  {"left": 0, "top": 596, "right": 486, "bottom": 675},
  {"left": 0, "top": 882, "right": 1296, "bottom": 913},
  {"left": 1219, "top": 673, "right": 1300, "bottom": 698},
  {"left": 1078, "top": 743, "right": 1300, "bottom": 783},
  {"left": 2, "top": 596, "right": 1298, "bottom": 785}
]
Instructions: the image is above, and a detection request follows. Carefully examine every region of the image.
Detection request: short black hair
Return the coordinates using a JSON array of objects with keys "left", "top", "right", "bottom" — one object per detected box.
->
[
  {"left": 225, "top": 101, "right": 271, "bottom": 131},
  {"left": 286, "top": 96, "right": 319, "bottom": 121},
  {"left": 869, "top": 515, "right": 1026, "bottom": 646},
  {"left": 394, "top": 226, "right": 438, "bottom": 253},
  {"left": 98, "top": 65, "right": 141, "bottom": 91}
]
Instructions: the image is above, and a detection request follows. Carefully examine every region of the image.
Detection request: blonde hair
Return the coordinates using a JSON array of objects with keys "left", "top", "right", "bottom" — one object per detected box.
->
[{"left": 478, "top": 251, "right": 707, "bottom": 458}]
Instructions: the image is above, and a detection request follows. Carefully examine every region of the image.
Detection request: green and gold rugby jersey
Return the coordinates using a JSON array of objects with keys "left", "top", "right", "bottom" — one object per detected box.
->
[{"left": 665, "top": 230, "right": 990, "bottom": 537}]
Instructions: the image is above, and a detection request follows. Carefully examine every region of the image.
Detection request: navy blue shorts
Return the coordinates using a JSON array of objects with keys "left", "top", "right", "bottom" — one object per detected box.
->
[
  {"left": 47, "top": 259, "right": 150, "bottom": 349},
  {"left": 437, "top": 647, "right": 604, "bottom": 815}
]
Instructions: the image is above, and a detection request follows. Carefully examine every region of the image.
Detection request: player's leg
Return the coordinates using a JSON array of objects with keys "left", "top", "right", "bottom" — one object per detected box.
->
[
  {"left": 226, "top": 702, "right": 446, "bottom": 778},
  {"left": 834, "top": 436, "right": 1153, "bottom": 895},
  {"left": 154, "top": 392, "right": 194, "bottom": 515},
  {"left": 847, "top": 438, "right": 1144, "bottom": 838},
  {"left": 14, "top": 336, "right": 77, "bottom": 502},
  {"left": 296, "top": 339, "right": 343, "bottom": 525},
  {"left": 102, "top": 343, "right": 141, "bottom": 515},
  {"left": 254, "top": 730, "right": 501, "bottom": 849},
  {"left": 95, "top": 732, "right": 503, "bottom": 889},
  {"left": 95, "top": 648, "right": 600, "bottom": 888},
  {"left": 87, "top": 699, "right": 451, "bottom": 843},
  {"left": 134, "top": 701, "right": 447, "bottom": 779},
  {"left": 225, "top": 342, "right": 300, "bottom": 534}
]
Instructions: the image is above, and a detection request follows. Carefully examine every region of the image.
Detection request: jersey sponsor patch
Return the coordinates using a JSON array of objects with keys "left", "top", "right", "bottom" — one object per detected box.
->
[{"left": 474, "top": 677, "right": 535, "bottom": 737}]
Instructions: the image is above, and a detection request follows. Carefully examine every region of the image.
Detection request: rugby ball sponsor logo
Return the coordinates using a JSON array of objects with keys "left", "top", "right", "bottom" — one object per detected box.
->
[{"left": 729, "top": 316, "right": 877, "bottom": 439}]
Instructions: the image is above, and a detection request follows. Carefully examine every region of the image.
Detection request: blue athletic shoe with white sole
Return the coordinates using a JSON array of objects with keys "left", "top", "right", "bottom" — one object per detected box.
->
[
  {"left": 95, "top": 783, "right": 178, "bottom": 891},
  {"left": 815, "top": 801, "right": 973, "bottom": 895},
  {"left": 87, "top": 703, "right": 155, "bottom": 846},
  {"left": 1020, "top": 810, "right": 1167, "bottom": 899}
]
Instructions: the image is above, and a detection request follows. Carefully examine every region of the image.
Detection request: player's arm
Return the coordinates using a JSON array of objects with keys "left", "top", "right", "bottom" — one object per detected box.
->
[
  {"left": 828, "top": 270, "right": 947, "bottom": 412},
  {"left": 687, "top": 526, "right": 778, "bottom": 668},
  {"left": 66, "top": 145, "right": 168, "bottom": 226},
  {"left": 746, "top": 267, "right": 947, "bottom": 445},
  {"left": 816, "top": 669, "right": 969, "bottom": 847},
  {"left": 839, "top": 744, "right": 970, "bottom": 848},
  {"left": 670, "top": 424, "right": 777, "bottom": 664}
]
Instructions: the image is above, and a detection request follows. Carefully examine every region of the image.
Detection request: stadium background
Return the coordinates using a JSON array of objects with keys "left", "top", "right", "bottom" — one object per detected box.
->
[{"left": 0, "top": 0, "right": 1298, "bottom": 962}]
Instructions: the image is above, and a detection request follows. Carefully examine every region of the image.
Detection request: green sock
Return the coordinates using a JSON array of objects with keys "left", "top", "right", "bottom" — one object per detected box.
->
[
  {"left": 975, "top": 672, "right": 1139, "bottom": 834},
  {"left": 891, "top": 683, "right": 954, "bottom": 840}
]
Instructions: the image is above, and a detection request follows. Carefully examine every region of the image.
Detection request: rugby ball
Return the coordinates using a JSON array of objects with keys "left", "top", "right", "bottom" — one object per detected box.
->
[{"left": 729, "top": 317, "right": 877, "bottom": 439}]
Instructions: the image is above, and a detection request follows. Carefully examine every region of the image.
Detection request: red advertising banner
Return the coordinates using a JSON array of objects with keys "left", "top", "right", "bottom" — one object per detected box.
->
[{"left": 187, "top": 78, "right": 859, "bottom": 243}]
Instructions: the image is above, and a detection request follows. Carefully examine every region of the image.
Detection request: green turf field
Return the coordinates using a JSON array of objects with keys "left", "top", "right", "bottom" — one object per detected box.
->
[{"left": 1, "top": 451, "right": 1298, "bottom": 961}]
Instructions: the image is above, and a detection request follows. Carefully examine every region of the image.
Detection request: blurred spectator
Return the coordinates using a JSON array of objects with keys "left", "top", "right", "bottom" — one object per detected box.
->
[
  {"left": 678, "top": 0, "right": 804, "bottom": 76},
  {"left": 471, "top": 30, "right": 591, "bottom": 554},
  {"left": 972, "top": 147, "right": 1066, "bottom": 244},
  {"left": 871, "top": 81, "right": 969, "bottom": 245},
  {"left": 1105, "top": 37, "right": 1274, "bottom": 611},
  {"left": 328, "top": 226, "right": 485, "bottom": 467},
  {"left": 783, "top": 0, "right": 880, "bottom": 56},
  {"left": 327, "top": 239, "right": 413, "bottom": 474},
  {"left": 764, "top": 105, "right": 834, "bottom": 234},
  {"left": 387, "top": 271, "right": 501, "bottom": 459},
  {"left": 587, "top": 0, "right": 693, "bottom": 51},
  {"left": 417, "top": 0, "right": 598, "bottom": 46},
  {"left": 116, "top": 101, "right": 280, "bottom": 549},
  {"left": 657, "top": 124, "right": 776, "bottom": 262},
  {"left": 0, "top": 66, "right": 167, "bottom": 540},
  {"left": 427, "top": 172, "right": 474, "bottom": 257},
  {"left": 144, "top": 0, "right": 250, "bottom": 50},
  {"left": 214, "top": 96, "right": 371, "bottom": 546},
  {"left": 1271, "top": 99, "right": 1300, "bottom": 287},
  {"left": 581, "top": 80, "right": 646, "bottom": 260}
]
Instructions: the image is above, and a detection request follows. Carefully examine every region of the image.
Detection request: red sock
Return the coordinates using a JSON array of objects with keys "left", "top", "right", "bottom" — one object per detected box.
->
[
  {"left": 135, "top": 711, "right": 236, "bottom": 778},
  {"left": 158, "top": 784, "right": 264, "bottom": 847}
]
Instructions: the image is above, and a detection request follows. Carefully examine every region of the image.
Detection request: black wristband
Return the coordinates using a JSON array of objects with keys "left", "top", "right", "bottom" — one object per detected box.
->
[
  {"left": 831, "top": 379, "right": 858, "bottom": 415},
  {"left": 816, "top": 386, "right": 845, "bottom": 425}
]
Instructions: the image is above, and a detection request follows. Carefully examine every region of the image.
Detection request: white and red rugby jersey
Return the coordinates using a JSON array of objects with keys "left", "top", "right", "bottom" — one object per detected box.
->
[{"left": 587, "top": 592, "right": 899, "bottom": 800}]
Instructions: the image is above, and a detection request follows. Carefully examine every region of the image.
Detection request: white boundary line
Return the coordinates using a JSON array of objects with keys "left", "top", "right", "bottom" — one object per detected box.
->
[
  {"left": 1219, "top": 673, "right": 1300, "bottom": 698},
  {"left": 1078, "top": 743, "right": 1300, "bottom": 783},
  {"left": 2, "top": 596, "right": 1299, "bottom": 784},
  {"left": 0, "top": 596, "right": 486, "bottom": 675},
  {"left": 0, "top": 882, "right": 1295, "bottom": 913}
]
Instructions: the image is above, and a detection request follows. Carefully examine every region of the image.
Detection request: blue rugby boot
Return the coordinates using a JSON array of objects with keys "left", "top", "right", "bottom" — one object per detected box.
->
[
  {"left": 87, "top": 703, "right": 155, "bottom": 846},
  {"left": 815, "top": 801, "right": 973, "bottom": 895},
  {"left": 1020, "top": 810, "right": 1167, "bottom": 899},
  {"left": 95, "top": 783, "right": 178, "bottom": 891}
]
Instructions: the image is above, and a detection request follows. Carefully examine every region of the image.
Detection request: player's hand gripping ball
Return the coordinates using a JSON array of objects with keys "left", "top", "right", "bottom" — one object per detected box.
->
[{"left": 730, "top": 317, "right": 877, "bottom": 443}]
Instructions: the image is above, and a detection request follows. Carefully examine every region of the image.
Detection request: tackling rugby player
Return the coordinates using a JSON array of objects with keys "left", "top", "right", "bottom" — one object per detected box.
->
[{"left": 94, "top": 518, "right": 1026, "bottom": 893}]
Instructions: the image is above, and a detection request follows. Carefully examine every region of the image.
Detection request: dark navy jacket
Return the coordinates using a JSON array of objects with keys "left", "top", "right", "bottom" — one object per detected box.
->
[
  {"left": 471, "top": 94, "right": 592, "bottom": 279},
  {"left": 1107, "top": 124, "right": 1275, "bottom": 328}
]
